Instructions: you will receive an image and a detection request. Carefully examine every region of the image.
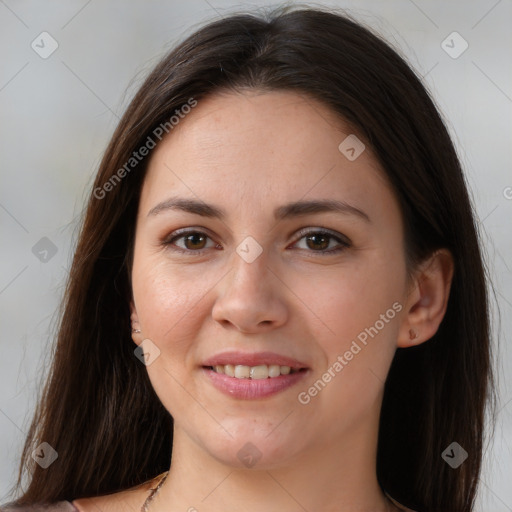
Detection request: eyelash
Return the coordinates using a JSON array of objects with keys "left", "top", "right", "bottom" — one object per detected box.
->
[{"left": 162, "top": 227, "right": 351, "bottom": 256}]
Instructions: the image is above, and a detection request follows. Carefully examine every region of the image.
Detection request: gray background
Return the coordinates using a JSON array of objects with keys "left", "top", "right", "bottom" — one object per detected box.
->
[{"left": 1, "top": 0, "right": 510, "bottom": 509}]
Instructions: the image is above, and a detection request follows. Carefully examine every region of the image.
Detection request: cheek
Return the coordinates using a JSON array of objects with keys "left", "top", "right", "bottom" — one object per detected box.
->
[
  {"left": 131, "top": 260, "right": 213, "bottom": 416},
  {"left": 296, "top": 249, "right": 404, "bottom": 414},
  {"left": 130, "top": 265, "right": 209, "bottom": 384},
  {"left": 133, "top": 257, "right": 212, "bottom": 334},
  {"left": 303, "top": 256, "right": 404, "bottom": 353}
]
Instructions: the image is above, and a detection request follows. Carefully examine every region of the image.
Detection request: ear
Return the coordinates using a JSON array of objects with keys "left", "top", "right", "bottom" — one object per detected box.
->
[
  {"left": 397, "top": 249, "right": 454, "bottom": 348},
  {"left": 130, "top": 300, "right": 142, "bottom": 346}
]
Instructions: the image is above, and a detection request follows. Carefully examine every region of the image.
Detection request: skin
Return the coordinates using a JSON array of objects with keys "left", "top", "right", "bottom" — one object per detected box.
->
[{"left": 74, "top": 90, "right": 453, "bottom": 512}]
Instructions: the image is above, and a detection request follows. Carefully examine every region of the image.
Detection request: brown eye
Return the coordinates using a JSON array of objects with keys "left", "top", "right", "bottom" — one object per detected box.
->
[
  {"left": 293, "top": 229, "right": 351, "bottom": 255},
  {"left": 164, "top": 230, "right": 217, "bottom": 254},
  {"left": 181, "top": 232, "right": 208, "bottom": 250},
  {"left": 305, "top": 233, "right": 330, "bottom": 251}
]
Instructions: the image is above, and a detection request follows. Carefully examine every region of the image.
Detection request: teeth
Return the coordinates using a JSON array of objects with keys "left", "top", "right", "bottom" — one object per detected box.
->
[
  {"left": 235, "top": 365, "right": 250, "bottom": 379},
  {"left": 250, "top": 365, "right": 268, "bottom": 379},
  {"left": 268, "top": 364, "right": 281, "bottom": 378},
  {"left": 211, "top": 364, "right": 297, "bottom": 378}
]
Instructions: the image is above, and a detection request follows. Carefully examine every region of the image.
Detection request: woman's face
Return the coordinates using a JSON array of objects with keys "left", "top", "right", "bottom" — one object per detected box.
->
[{"left": 130, "top": 90, "right": 410, "bottom": 468}]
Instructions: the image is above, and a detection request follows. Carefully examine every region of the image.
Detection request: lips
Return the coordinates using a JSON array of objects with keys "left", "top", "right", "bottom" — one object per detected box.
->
[
  {"left": 201, "top": 351, "right": 310, "bottom": 399},
  {"left": 202, "top": 350, "right": 308, "bottom": 369}
]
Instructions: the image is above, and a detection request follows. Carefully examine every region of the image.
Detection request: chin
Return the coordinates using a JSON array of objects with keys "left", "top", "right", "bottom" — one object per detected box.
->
[{"left": 201, "top": 429, "right": 306, "bottom": 470}]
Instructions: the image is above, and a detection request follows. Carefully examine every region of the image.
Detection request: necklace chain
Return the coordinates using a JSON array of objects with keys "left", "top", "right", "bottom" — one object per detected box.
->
[
  {"left": 141, "top": 471, "right": 398, "bottom": 511},
  {"left": 141, "top": 471, "right": 169, "bottom": 512}
]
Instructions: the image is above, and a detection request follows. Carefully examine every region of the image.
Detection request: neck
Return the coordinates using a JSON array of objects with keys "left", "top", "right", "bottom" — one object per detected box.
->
[{"left": 150, "top": 403, "right": 396, "bottom": 512}]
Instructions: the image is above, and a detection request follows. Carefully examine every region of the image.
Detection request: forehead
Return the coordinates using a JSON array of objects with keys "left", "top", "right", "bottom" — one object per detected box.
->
[{"left": 140, "top": 90, "right": 397, "bottom": 222}]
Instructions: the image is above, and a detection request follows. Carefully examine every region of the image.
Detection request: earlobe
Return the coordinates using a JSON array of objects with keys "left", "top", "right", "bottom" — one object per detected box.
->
[
  {"left": 130, "top": 300, "right": 142, "bottom": 345},
  {"left": 397, "top": 249, "right": 454, "bottom": 348}
]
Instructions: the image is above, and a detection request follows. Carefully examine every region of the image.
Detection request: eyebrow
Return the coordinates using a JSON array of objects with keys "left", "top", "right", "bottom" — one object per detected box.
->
[{"left": 147, "top": 196, "right": 371, "bottom": 223}]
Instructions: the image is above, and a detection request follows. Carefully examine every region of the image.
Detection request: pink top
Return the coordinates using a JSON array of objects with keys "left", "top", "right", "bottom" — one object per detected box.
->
[
  {"left": 0, "top": 502, "right": 78, "bottom": 511},
  {"left": 1, "top": 496, "right": 417, "bottom": 512},
  {"left": 2, "top": 488, "right": 418, "bottom": 511}
]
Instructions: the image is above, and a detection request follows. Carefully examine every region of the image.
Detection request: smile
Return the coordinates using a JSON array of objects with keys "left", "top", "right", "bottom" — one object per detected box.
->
[
  {"left": 207, "top": 364, "right": 302, "bottom": 379},
  {"left": 201, "top": 350, "right": 310, "bottom": 399}
]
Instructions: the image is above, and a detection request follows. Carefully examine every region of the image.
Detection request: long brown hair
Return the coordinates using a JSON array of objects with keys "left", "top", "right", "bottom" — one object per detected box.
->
[{"left": 6, "top": 5, "right": 496, "bottom": 511}]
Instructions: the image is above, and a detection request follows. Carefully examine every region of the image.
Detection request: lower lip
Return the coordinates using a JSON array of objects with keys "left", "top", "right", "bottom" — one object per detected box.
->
[{"left": 202, "top": 367, "right": 309, "bottom": 399}]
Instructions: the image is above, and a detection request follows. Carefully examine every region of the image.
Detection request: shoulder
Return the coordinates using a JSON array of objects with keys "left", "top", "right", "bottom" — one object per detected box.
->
[
  {"left": 1, "top": 474, "right": 163, "bottom": 512},
  {"left": 72, "top": 474, "right": 161, "bottom": 512},
  {"left": 1, "top": 502, "right": 77, "bottom": 511},
  {"left": 385, "top": 492, "right": 419, "bottom": 512}
]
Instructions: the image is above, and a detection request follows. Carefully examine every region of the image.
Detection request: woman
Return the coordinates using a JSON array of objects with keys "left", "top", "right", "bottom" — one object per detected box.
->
[{"left": 1, "top": 5, "right": 496, "bottom": 512}]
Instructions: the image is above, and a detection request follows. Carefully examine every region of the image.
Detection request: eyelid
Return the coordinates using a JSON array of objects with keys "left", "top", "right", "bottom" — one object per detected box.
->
[
  {"left": 292, "top": 227, "right": 351, "bottom": 246},
  {"left": 163, "top": 227, "right": 219, "bottom": 253},
  {"left": 289, "top": 227, "right": 351, "bottom": 256}
]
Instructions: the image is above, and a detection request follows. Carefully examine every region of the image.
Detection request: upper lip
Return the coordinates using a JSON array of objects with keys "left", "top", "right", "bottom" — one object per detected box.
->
[{"left": 202, "top": 351, "right": 309, "bottom": 369}]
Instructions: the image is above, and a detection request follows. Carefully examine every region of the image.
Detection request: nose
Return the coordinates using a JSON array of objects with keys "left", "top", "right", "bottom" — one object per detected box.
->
[{"left": 211, "top": 246, "right": 288, "bottom": 333}]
